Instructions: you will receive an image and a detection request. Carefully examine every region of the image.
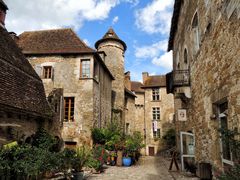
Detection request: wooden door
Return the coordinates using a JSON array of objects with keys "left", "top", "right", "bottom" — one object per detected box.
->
[{"left": 149, "top": 146, "right": 155, "bottom": 156}]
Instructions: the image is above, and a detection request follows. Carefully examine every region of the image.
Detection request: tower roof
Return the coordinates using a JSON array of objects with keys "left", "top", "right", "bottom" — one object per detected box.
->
[
  {"left": 95, "top": 27, "right": 127, "bottom": 51},
  {"left": 0, "top": 0, "right": 8, "bottom": 11}
]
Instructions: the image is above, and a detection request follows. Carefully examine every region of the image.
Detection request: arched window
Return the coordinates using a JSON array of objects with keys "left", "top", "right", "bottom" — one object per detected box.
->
[
  {"left": 192, "top": 12, "right": 200, "bottom": 54},
  {"left": 184, "top": 48, "right": 188, "bottom": 64}
]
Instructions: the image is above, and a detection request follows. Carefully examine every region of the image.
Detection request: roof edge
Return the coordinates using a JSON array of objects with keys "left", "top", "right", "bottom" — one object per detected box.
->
[
  {"left": 95, "top": 37, "right": 127, "bottom": 51},
  {"left": 168, "top": 0, "right": 183, "bottom": 51}
]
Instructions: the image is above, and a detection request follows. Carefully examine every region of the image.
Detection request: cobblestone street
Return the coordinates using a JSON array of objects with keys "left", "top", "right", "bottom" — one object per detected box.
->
[{"left": 86, "top": 156, "right": 199, "bottom": 180}]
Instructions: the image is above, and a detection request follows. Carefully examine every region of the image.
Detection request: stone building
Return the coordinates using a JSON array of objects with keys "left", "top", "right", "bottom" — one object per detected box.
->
[
  {"left": 0, "top": 0, "right": 55, "bottom": 146},
  {"left": 130, "top": 73, "right": 174, "bottom": 156},
  {"left": 17, "top": 28, "right": 114, "bottom": 147},
  {"left": 167, "top": 0, "right": 240, "bottom": 175},
  {"left": 95, "top": 28, "right": 127, "bottom": 125}
]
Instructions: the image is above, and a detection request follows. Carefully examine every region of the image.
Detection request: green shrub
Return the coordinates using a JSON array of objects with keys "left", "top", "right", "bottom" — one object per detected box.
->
[
  {"left": 162, "top": 128, "right": 176, "bottom": 148},
  {"left": 91, "top": 128, "right": 106, "bottom": 145},
  {"left": 74, "top": 145, "right": 92, "bottom": 171}
]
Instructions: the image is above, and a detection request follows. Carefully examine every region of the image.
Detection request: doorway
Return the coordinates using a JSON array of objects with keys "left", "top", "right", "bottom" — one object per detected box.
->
[
  {"left": 180, "top": 131, "right": 195, "bottom": 171},
  {"left": 149, "top": 146, "right": 155, "bottom": 156}
]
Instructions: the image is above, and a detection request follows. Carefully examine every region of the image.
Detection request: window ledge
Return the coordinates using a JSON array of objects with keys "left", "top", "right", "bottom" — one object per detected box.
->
[
  {"left": 79, "top": 77, "right": 93, "bottom": 80},
  {"left": 151, "top": 100, "right": 161, "bottom": 102}
]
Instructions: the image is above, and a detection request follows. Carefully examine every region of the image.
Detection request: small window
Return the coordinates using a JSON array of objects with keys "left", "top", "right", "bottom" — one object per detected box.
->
[
  {"left": 153, "top": 129, "right": 161, "bottom": 139},
  {"left": 80, "top": 59, "right": 91, "bottom": 78},
  {"left": 192, "top": 12, "right": 200, "bottom": 54},
  {"left": 126, "top": 123, "right": 130, "bottom": 135},
  {"left": 64, "top": 97, "right": 75, "bottom": 122},
  {"left": 152, "top": 107, "right": 160, "bottom": 120},
  {"left": 43, "top": 66, "right": 52, "bottom": 79},
  {"left": 184, "top": 48, "right": 188, "bottom": 64},
  {"left": 152, "top": 88, "right": 160, "bottom": 101}
]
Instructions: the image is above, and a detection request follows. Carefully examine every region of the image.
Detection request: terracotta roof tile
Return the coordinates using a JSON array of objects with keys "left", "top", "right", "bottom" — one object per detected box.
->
[
  {"left": 17, "top": 28, "right": 95, "bottom": 55},
  {"left": 0, "top": 27, "right": 51, "bottom": 117},
  {"left": 131, "top": 81, "right": 144, "bottom": 93},
  {"left": 142, "top": 75, "right": 166, "bottom": 88}
]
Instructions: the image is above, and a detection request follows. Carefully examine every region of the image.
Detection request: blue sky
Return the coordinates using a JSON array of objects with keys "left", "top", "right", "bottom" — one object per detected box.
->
[{"left": 5, "top": 0, "right": 174, "bottom": 81}]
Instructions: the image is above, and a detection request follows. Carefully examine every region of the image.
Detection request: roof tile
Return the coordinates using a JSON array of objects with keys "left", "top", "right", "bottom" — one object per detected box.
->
[{"left": 17, "top": 28, "right": 95, "bottom": 55}]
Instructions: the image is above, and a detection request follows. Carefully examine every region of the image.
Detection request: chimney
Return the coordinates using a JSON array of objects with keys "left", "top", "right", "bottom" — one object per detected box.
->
[
  {"left": 142, "top": 72, "right": 149, "bottom": 84},
  {"left": 9, "top": 32, "right": 19, "bottom": 41},
  {"left": 0, "top": 0, "right": 8, "bottom": 27},
  {"left": 124, "top": 71, "right": 131, "bottom": 90}
]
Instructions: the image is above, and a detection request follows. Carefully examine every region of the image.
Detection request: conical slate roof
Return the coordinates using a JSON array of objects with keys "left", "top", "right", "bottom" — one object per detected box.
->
[
  {"left": 95, "top": 27, "right": 127, "bottom": 51},
  {"left": 0, "top": 0, "right": 8, "bottom": 10}
]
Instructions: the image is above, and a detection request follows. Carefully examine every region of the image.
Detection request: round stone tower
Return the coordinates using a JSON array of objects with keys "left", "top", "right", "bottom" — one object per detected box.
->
[{"left": 95, "top": 28, "right": 127, "bottom": 120}]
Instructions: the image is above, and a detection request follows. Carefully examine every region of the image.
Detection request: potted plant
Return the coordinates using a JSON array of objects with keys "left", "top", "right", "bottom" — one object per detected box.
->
[{"left": 73, "top": 145, "right": 91, "bottom": 180}]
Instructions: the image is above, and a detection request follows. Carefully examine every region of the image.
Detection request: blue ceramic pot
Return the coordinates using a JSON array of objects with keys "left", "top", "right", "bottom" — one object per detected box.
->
[{"left": 122, "top": 157, "right": 132, "bottom": 166}]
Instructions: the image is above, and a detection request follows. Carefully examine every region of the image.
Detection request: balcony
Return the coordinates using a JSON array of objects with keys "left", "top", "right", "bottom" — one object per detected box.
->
[
  {"left": 173, "top": 70, "right": 190, "bottom": 86},
  {"left": 166, "top": 70, "right": 190, "bottom": 96}
]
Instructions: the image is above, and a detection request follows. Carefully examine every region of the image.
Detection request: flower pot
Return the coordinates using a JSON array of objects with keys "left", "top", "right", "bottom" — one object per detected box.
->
[
  {"left": 73, "top": 171, "right": 84, "bottom": 180},
  {"left": 122, "top": 157, "right": 132, "bottom": 167},
  {"left": 117, "top": 151, "right": 123, "bottom": 166}
]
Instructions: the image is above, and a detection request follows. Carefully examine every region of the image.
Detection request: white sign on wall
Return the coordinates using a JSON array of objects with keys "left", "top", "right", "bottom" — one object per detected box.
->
[{"left": 178, "top": 109, "right": 187, "bottom": 121}]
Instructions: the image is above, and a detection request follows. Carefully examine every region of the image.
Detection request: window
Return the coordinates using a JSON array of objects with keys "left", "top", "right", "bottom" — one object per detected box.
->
[
  {"left": 64, "top": 97, "right": 74, "bottom": 122},
  {"left": 184, "top": 48, "right": 188, "bottom": 64},
  {"left": 153, "top": 128, "right": 161, "bottom": 139},
  {"left": 152, "top": 88, "right": 160, "bottom": 101},
  {"left": 152, "top": 107, "right": 160, "bottom": 120},
  {"left": 219, "top": 102, "right": 233, "bottom": 164},
  {"left": 80, "top": 59, "right": 91, "bottom": 78},
  {"left": 43, "top": 66, "right": 52, "bottom": 79},
  {"left": 192, "top": 12, "right": 200, "bottom": 54},
  {"left": 126, "top": 123, "right": 130, "bottom": 135}
]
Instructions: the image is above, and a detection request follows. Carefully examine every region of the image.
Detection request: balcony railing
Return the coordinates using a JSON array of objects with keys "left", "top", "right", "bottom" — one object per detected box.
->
[
  {"left": 173, "top": 70, "right": 190, "bottom": 86},
  {"left": 166, "top": 70, "right": 190, "bottom": 94}
]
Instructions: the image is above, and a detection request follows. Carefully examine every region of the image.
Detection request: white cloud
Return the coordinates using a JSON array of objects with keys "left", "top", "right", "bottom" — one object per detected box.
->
[
  {"left": 134, "top": 40, "right": 168, "bottom": 58},
  {"left": 4, "top": 0, "right": 136, "bottom": 34},
  {"left": 112, "top": 16, "right": 119, "bottom": 25},
  {"left": 152, "top": 51, "right": 173, "bottom": 70},
  {"left": 83, "top": 39, "right": 90, "bottom": 46},
  {"left": 135, "top": 0, "right": 174, "bottom": 34}
]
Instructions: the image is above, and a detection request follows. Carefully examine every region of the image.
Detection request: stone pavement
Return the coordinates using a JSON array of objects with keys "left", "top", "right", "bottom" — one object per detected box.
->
[{"left": 85, "top": 156, "right": 199, "bottom": 180}]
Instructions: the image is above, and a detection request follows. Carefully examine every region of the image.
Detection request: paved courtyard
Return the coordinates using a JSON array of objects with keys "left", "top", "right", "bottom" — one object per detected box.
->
[{"left": 85, "top": 156, "right": 199, "bottom": 180}]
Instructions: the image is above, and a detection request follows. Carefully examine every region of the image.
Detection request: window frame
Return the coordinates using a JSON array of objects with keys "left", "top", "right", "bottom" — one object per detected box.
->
[
  {"left": 191, "top": 12, "right": 200, "bottom": 55},
  {"left": 152, "top": 88, "right": 160, "bottom": 101},
  {"left": 153, "top": 128, "right": 161, "bottom": 139},
  {"left": 64, "top": 97, "right": 75, "bottom": 122},
  {"left": 43, "top": 66, "right": 53, "bottom": 79},
  {"left": 80, "top": 59, "right": 91, "bottom": 78},
  {"left": 152, "top": 107, "right": 160, "bottom": 121}
]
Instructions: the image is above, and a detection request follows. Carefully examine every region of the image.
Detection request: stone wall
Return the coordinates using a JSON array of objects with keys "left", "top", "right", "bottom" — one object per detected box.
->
[
  {"left": 27, "top": 54, "right": 112, "bottom": 146},
  {"left": 144, "top": 88, "right": 174, "bottom": 155},
  {"left": 172, "top": 0, "right": 240, "bottom": 171},
  {"left": 97, "top": 40, "right": 125, "bottom": 117},
  {"left": 125, "top": 94, "right": 135, "bottom": 134},
  {"left": 0, "top": 111, "right": 52, "bottom": 146}
]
